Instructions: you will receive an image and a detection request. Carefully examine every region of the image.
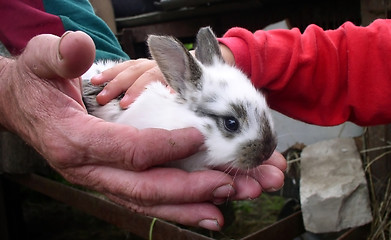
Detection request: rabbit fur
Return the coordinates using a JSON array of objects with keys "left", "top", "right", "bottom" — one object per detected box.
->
[{"left": 82, "top": 27, "right": 277, "bottom": 172}]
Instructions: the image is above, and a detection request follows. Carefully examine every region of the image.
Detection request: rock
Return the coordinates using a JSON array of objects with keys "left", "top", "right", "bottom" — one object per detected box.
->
[{"left": 300, "top": 138, "right": 372, "bottom": 233}]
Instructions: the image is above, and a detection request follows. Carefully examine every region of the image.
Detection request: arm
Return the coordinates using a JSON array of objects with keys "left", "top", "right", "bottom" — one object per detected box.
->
[
  {"left": 219, "top": 19, "right": 391, "bottom": 126},
  {"left": 0, "top": 0, "right": 128, "bottom": 61}
]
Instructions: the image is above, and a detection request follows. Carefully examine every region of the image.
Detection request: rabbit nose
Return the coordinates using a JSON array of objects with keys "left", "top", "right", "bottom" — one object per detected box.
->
[
  {"left": 258, "top": 126, "right": 278, "bottom": 164},
  {"left": 252, "top": 138, "right": 277, "bottom": 167},
  {"left": 237, "top": 135, "right": 277, "bottom": 169},
  {"left": 260, "top": 138, "right": 277, "bottom": 163}
]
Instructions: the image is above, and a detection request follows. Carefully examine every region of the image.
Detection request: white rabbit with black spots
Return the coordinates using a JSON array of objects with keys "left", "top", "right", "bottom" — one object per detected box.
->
[{"left": 82, "top": 27, "right": 277, "bottom": 172}]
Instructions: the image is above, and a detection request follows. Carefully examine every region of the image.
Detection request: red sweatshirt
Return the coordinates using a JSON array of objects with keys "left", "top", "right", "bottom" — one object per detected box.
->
[{"left": 219, "top": 19, "right": 391, "bottom": 126}]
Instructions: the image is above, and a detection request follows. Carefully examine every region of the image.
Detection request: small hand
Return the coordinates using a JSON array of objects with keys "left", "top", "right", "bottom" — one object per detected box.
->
[
  {"left": 91, "top": 44, "right": 236, "bottom": 110},
  {"left": 91, "top": 58, "right": 165, "bottom": 108}
]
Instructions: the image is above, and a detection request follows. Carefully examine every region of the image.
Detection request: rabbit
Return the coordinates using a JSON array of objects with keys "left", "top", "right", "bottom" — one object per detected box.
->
[{"left": 82, "top": 27, "right": 277, "bottom": 172}]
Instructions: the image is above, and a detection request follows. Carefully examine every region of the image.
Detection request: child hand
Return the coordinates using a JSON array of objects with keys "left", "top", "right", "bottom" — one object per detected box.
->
[{"left": 91, "top": 58, "right": 165, "bottom": 108}]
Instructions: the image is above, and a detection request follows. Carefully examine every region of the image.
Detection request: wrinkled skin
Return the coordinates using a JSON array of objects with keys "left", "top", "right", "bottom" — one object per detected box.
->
[{"left": 0, "top": 31, "right": 286, "bottom": 231}]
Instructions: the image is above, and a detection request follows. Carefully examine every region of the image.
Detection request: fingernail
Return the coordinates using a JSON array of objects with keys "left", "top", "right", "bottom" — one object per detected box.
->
[
  {"left": 265, "top": 184, "right": 284, "bottom": 192},
  {"left": 121, "top": 94, "right": 130, "bottom": 103},
  {"left": 58, "top": 31, "right": 73, "bottom": 60},
  {"left": 198, "top": 219, "right": 221, "bottom": 231},
  {"left": 92, "top": 73, "right": 103, "bottom": 81},
  {"left": 120, "top": 95, "right": 132, "bottom": 109},
  {"left": 213, "top": 184, "right": 235, "bottom": 199},
  {"left": 213, "top": 198, "right": 227, "bottom": 205},
  {"left": 98, "top": 89, "right": 107, "bottom": 97}
]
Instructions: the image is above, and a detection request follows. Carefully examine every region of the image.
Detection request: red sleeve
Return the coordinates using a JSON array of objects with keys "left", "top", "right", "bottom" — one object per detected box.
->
[
  {"left": 219, "top": 19, "right": 391, "bottom": 126},
  {"left": 0, "top": 0, "right": 65, "bottom": 55}
]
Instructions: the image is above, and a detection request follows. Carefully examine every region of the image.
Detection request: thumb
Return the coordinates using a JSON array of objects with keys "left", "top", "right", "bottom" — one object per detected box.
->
[{"left": 20, "top": 31, "right": 95, "bottom": 80}]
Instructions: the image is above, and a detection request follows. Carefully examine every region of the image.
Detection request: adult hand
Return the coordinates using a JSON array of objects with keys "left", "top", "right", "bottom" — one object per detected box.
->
[
  {"left": 89, "top": 46, "right": 286, "bottom": 196},
  {"left": 90, "top": 60, "right": 287, "bottom": 194},
  {"left": 0, "top": 31, "right": 286, "bottom": 231}
]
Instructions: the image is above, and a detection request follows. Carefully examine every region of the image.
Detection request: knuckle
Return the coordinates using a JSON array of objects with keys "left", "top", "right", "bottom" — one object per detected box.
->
[
  {"left": 127, "top": 181, "right": 160, "bottom": 207},
  {"left": 129, "top": 149, "right": 152, "bottom": 170}
]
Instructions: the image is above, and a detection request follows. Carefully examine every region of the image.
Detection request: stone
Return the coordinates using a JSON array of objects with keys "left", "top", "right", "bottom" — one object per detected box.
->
[{"left": 300, "top": 138, "right": 372, "bottom": 233}]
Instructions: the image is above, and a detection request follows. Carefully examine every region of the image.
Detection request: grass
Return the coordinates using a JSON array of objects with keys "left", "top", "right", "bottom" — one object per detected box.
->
[
  {"left": 193, "top": 193, "right": 286, "bottom": 240},
  {"left": 360, "top": 129, "right": 391, "bottom": 240}
]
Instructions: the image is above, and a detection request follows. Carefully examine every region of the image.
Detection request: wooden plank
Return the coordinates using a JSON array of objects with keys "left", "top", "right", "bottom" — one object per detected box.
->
[
  {"left": 241, "top": 211, "right": 305, "bottom": 240},
  {"left": 5, "top": 174, "right": 213, "bottom": 240},
  {"left": 0, "top": 177, "right": 25, "bottom": 240},
  {"left": 116, "top": 1, "right": 263, "bottom": 29},
  {"left": 156, "top": 0, "right": 228, "bottom": 11},
  {"left": 337, "top": 224, "right": 370, "bottom": 240},
  {"left": 0, "top": 177, "right": 10, "bottom": 240},
  {"left": 117, "top": 2, "right": 283, "bottom": 58}
]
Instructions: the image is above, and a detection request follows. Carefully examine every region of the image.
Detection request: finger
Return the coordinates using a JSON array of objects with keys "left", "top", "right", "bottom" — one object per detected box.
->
[
  {"left": 211, "top": 166, "right": 263, "bottom": 201},
  {"left": 226, "top": 151, "right": 287, "bottom": 173},
  {"left": 226, "top": 163, "right": 285, "bottom": 193},
  {"left": 106, "top": 194, "right": 224, "bottom": 231},
  {"left": 91, "top": 59, "right": 151, "bottom": 85},
  {"left": 52, "top": 114, "right": 205, "bottom": 171},
  {"left": 95, "top": 77, "right": 132, "bottom": 105},
  {"left": 62, "top": 165, "right": 235, "bottom": 205},
  {"left": 221, "top": 164, "right": 284, "bottom": 201},
  {"left": 59, "top": 165, "right": 228, "bottom": 230},
  {"left": 129, "top": 127, "right": 206, "bottom": 170},
  {"left": 20, "top": 31, "right": 95, "bottom": 80},
  {"left": 230, "top": 174, "right": 263, "bottom": 200},
  {"left": 120, "top": 66, "right": 166, "bottom": 108},
  {"left": 262, "top": 151, "right": 288, "bottom": 171},
  {"left": 212, "top": 151, "right": 286, "bottom": 198},
  {"left": 251, "top": 164, "right": 285, "bottom": 192},
  {"left": 93, "top": 59, "right": 157, "bottom": 105},
  {"left": 90, "top": 61, "right": 131, "bottom": 85},
  {"left": 149, "top": 203, "right": 223, "bottom": 231}
]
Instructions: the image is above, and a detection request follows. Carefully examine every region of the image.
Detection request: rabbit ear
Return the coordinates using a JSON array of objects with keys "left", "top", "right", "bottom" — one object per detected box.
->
[
  {"left": 147, "top": 35, "right": 202, "bottom": 97},
  {"left": 195, "top": 27, "right": 224, "bottom": 65}
]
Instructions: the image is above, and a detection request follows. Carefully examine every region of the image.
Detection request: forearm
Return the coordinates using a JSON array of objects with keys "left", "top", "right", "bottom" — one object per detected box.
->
[
  {"left": 0, "top": 56, "right": 14, "bottom": 131},
  {"left": 219, "top": 19, "right": 391, "bottom": 126}
]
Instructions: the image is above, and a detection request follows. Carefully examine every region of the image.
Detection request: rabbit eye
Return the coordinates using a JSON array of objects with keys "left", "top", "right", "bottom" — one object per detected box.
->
[{"left": 223, "top": 116, "right": 239, "bottom": 132}]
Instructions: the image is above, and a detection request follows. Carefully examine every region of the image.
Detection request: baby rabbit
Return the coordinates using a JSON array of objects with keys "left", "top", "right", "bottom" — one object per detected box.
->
[{"left": 82, "top": 27, "right": 277, "bottom": 172}]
